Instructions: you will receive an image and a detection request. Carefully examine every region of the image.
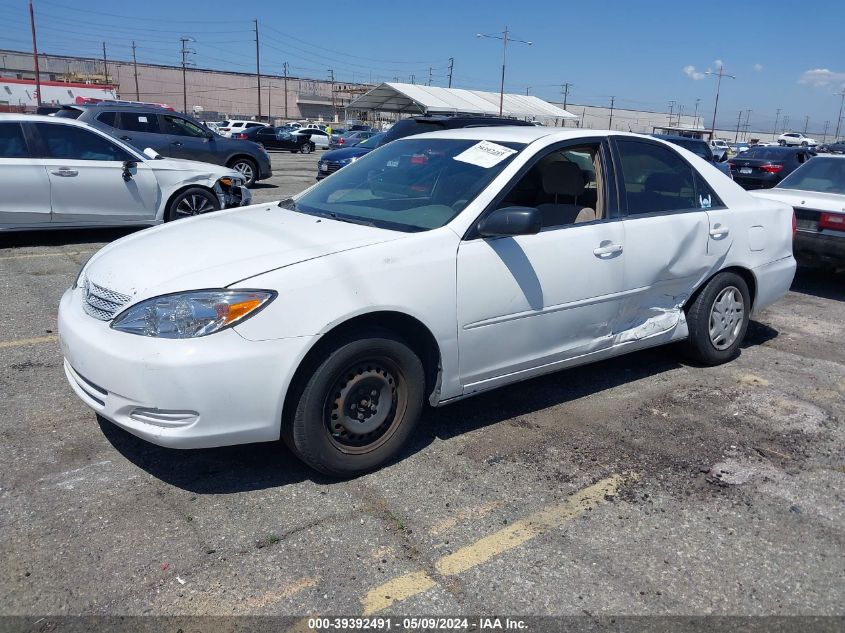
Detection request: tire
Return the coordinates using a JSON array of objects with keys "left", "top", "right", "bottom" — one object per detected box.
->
[
  {"left": 286, "top": 331, "right": 425, "bottom": 477},
  {"left": 300, "top": 143, "right": 313, "bottom": 154},
  {"left": 683, "top": 271, "right": 751, "bottom": 365},
  {"left": 228, "top": 157, "right": 258, "bottom": 187},
  {"left": 165, "top": 187, "right": 220, "bottom": 222},
  {"left": 801, "top": 141, "right": 808, "bottom": 147},
  {"left": 778, "top": 140, "right": 786, "bottom": 146}
]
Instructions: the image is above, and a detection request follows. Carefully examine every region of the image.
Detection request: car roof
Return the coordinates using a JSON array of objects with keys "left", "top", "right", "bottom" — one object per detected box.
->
[
  {"left": 407, "top": 127, "right": 658, "bottom": 144},
  {"left": 653, "top": 134, "right": 706, "bottom": 143},
  {"left": 0, "top": 113, "right": 97, "bottom": 127}
]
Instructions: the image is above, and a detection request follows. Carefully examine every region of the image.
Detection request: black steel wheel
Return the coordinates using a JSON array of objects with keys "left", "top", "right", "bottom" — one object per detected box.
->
[{"left": 286, "top": 332, "right": 425, "bottom": 477}]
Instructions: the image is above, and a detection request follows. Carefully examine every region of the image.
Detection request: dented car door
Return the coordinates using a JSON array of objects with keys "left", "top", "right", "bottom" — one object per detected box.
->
[{"left": 611, "top": 137, "right": 719, "bottom": 342}]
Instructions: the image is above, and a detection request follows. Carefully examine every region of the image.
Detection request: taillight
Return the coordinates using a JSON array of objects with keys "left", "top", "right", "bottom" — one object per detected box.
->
[
  {"left": 233, "top": 133, "right": 248, "bottom": 139},
  {"left": 819, "top": 212, "right": 845, "bottom": 231},
  {"left": 338, "top": 138, "right": 346, "bottom": 144},
  {"left": 760, "top": 164, "right": 784, "bottom": 173},
  {"left": 727, "top": 161, "right": 736, "bottom": 168}
]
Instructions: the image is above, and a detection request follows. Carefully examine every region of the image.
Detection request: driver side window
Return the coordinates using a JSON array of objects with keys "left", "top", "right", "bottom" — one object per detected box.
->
[
  {"left": 164, "top": 116, "right": 207, "bottom": 138},
  {"left": 496, "top": 142, "right": 605, "bottom": 230}
]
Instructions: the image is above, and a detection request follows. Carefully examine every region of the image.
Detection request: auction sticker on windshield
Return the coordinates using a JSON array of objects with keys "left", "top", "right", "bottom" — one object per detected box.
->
[{"left": 453, "top": 141, "right": 518, "bottom": 168}]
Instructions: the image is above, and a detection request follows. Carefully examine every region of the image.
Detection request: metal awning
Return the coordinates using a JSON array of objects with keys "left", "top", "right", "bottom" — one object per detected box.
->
[{"left": 346, "top": 83, "right": 577, "bottom": 120}]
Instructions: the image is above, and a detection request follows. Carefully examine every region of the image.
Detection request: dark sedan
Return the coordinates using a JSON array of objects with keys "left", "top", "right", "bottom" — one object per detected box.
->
[
  {"left": 317, "top": 133, "right": 384, "bottom": 180},
  {"left": 819, "top": 140, "right": 845, "bottom": 154},
  {"left": 652, "top": 134, "right": 732, "bottom": 178},
  {"left": 329, "top": 130, "right": 377, "bottom": 150},
  {"left": 728, "top": 146, "right": 813, "bottom": 189},
  {"left": 238, "top": 126, "right": 317, "bottom": 153}
]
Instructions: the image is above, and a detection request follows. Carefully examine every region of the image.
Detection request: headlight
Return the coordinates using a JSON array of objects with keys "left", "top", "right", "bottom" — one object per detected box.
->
[
  {"left": 218, "top": 176, "right": 244, "bottom": 188},
  {"left": 111, "top": 290, "right": 275, "bottom": 339},
  {"left": 72, "top": 258, "right": 92, "bottom": 289}
]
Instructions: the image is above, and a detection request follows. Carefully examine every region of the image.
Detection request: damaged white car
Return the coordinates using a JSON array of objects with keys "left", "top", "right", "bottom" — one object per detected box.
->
[
  {"left": 59, "top": 128, "right": 796, "bottom": 476},
  {"left": 0, "top": 114, "right": 250, "bottom": 231}
]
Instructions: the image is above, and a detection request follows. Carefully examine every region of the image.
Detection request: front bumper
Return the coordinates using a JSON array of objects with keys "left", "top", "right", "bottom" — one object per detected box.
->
[
  {"left": 257, "top": 154, "right": 273, "bottom": 180},
  {"left": 58, "top": 287, "right": 314, "bottom": 449},
  {"left": 217, "top": 184, "right": 252, "bottom": 209}
]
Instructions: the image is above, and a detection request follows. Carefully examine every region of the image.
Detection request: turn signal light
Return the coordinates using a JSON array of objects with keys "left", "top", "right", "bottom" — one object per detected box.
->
[{"left": 819, "top": 212, "right": 845, "bottom": 232}]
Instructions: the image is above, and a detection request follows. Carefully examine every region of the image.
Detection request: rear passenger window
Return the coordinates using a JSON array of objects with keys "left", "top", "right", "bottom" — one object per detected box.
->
[
  {"left": 96, "top": 111, "right": 118, "bottom": 127},
  {"left": 616, "top": 140, "right": 699, "bottom": 214},
  {"left": 34, "top": 123, "right": 133, "bottom": 161},
  {"left": 0, "top": 122, "right": 28, "bottom": 158},
  {"left": 118, "top": 113, "right": 160, "bottom": 134}
]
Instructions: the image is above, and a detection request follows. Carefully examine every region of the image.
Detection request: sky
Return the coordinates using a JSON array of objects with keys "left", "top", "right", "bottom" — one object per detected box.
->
[{"left": 2, "top": 0, "right": 844, "bottom": 136}]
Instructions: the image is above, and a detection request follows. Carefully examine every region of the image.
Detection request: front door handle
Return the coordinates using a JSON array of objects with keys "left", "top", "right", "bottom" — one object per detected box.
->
[
  {"left": 171, "top": 141, "right": 183, "bottom": 147},
  {"left": 709, "top": 224, "right": 730, "bottom": 239},
  {"left": 593, "top": 243, "right": 623, "bottom": 257},
  {"left": 50, "top": 169, "right": 78, "bottom": 177},
  {"left": 120, "top": 136, "right": 132, "bottom": 141}
]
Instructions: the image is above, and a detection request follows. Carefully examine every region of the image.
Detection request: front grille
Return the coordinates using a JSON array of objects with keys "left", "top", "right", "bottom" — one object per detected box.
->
[
  {"left": 321, "top": 161, "right": 342, "bottom": 174},
  {"left": 83, "top": 281, "right": 131, "bottom": 321}
]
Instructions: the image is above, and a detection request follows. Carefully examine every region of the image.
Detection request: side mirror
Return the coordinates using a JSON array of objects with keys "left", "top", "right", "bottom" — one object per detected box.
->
[
  {"left": 122, "top": 160, "right": 137, "bottom": 181},
  {"left": 478, "top": 206, "right": 542, "bottom": 237}
]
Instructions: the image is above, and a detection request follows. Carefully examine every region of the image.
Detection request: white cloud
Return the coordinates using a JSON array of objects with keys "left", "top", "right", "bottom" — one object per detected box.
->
[
  {"left": 753, "top": 63, "right": 763, "bottom": 72},
  {"left": 799, "top": 68, "right": 845, "bottom": 88},
  {"left": 683, "top": 65, "right": 707, "bottom": 80}
]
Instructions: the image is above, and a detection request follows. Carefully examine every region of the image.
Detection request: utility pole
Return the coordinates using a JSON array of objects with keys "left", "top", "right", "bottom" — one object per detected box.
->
[
  {"left": 693, "top": 98, "right": 701, "bottom": 128},
  {"left": 832, "top": 90, "right": 845, "bottom": 141},
  {"left": 283, "top": 62, "right": 289, "bottom": 119},
  {"left": 705, "top": 64, "right": 736, "bottom": 136},
  {"left": 773, "top": 108, "right": 781, "bottom": 138},
  {"left": 131, "top": 41, "right": 139, "bottom": 100},
  {"left": 101, "top": 42, "right": 109, "bottom": 86},
  {"left": 608, "top": 96, "right": 615, "bottom": 128},
  {"left": 734, "top": 110, "right": 743, "bottom": 143},
  {"left": 803, "top": 115, "right": 810, "bottom": 134},
  {"left": 477, "top": 26, "right": 532, "bottom": 117},
  {"left": 447, "top": 57, "right": 454, "bottom": 88},
  {"left": 822, "top": 120, "right": 829, "bottom": 143},
  {"left": 668, "top": 100, "right": 676, "bottom": 126},
  {"left": 677, "top": 104, "right": 684, "bottom": 127},
  {"left": 783, "top": 115, "right": 790, "bottom": 133},
  {"left": 561, "top": 82, "right": 572, "bottom": 110},
  {"left": 28, "top": 0, "right": 42, "bottom": 106},
  {"left": 180, "top": 37, "right": 193, "bottom": 114},
  {"left": 410, "top": 74, "right": 415, "bottom": 84},
  {"left": 254, "top": 20, "right": 262, "bottom": 120},
  {"left": 328, "top": 69, "right": 336, "bottom": 121},
  {"left": 428, "top": 66, "right": 432, "bottom": 86},
  {"left": 743, "top": 109, "right": 751, "bottom": 140}
]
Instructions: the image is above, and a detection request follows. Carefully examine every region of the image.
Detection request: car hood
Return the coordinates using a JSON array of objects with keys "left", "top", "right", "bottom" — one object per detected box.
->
[
  {"left": 751, "top": 188, "right": 845, "bottom": 212},
  {"left": 321, "top": 146, "right": 374, "bottom": 161},
  {"left": 146, "top": 156, "right": 235, "bottom": 178},
  {"left": 82, "top": 203, "right": 404, "bottom": 300}
]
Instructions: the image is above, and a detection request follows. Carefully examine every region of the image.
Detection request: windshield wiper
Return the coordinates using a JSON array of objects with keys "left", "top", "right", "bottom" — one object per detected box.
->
[{"left": 325, "top": 212, "right": 377, "bottom": 227}]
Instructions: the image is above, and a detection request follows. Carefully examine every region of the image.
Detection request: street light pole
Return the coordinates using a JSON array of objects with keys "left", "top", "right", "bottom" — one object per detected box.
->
[
  {"left": 705, "top": 64, "right": 735, "bottom": 137},
  {"left": 835, "top": 91, "right": 845, "bottom": 140},
  {"left": 477, "top": 27, "right": 532, "bottom": 116}
]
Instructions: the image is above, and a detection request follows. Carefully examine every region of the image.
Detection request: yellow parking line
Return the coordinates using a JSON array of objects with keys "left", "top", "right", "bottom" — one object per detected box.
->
[
  {"left": 0, "top": 335, "right": 58, "bottom": 349},
  {"left": 0, "top": 249, "right": 94, "bottom": 261},
  {"left": 362, "top": 472, "right": 637, "bottom": 615}
]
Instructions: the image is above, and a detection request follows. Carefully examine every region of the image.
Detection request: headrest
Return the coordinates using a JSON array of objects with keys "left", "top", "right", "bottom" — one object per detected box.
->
[
  {"left": 645, "top": 171, "right": 689, "bottom": 193},
  {"left": 541, "top": 161, "right": 586, "bottom": 197}
]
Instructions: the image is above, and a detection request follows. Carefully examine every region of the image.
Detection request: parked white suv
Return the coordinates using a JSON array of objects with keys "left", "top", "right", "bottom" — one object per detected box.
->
[
  {"left": 0, "top": 114, "right": 250, "bottom": 230},
  {"left": 217, "top": 120, "right": 266, "bottom": 138},
  {"left": 778, "top": 132, "right": 817, "bottom": 147},
  {"left": 59, "top": 128, "right": 796, "bottom": 476}
]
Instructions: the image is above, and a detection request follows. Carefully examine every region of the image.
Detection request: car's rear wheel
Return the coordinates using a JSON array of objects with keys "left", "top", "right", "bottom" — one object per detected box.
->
[
  {"left": 165, "top": 187, "right": 220, "bottom": 222},
  {"left": 285, "top": 332, "right": 425, "bottom": 477},
  {"left": 778, "top": 140, "right": 786, "bottom": 146},
  {"left": 228, "top": 157, "right": 257, "bottom": 187},
  {"left": 801, "top": 141, "right": 808, "bottom": 147},
  {"left": 300, "top": 143, "right": 313, "bottom": 154},
  {"left": 684, "top": 271, "right": 750, "bottom": 365}
]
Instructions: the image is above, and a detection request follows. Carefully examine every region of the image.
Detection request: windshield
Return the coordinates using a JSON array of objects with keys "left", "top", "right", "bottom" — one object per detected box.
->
[
  {"left": 742, "top": 147, "right": 792, "bottom": 160},
  {"left": 356, "top": 133, "right": 385, "bottom": 149},
  {"left": 776, "top": 157, "right": 845, "bottom": 193},
  {"left": 290, "top": 138, "right": 524, "bottom": 232}
]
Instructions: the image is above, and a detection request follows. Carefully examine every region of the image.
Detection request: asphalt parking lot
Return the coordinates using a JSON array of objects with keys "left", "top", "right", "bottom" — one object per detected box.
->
[{"left": 1, "top": 148, "right": 843, "bottom": 619}]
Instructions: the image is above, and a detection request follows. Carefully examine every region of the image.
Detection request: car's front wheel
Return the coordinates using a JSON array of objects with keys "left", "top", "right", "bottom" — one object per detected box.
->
[
  {"left": 286, "top": 331, "right": 425, "bottom": 477},
  {"left": 228, "top": 157, "right": 258, "bottom": 187},
  {"left": 165, "top": 187, "right": 220, "bottom": 222},
  {"left": 300, "top": 143, "right": 314, "bottom": 154},
  {"left": 684, "top": 271, "right": 751, "bottom": 365}
]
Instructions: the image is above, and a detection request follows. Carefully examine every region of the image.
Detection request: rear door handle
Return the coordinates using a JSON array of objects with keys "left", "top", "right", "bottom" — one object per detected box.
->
[
  {"left": 171, "top": 141, "right": 183, "bottom": 147},
  {"left": 709, "top": 225, "right": 730, "bottom": 239},
  {"left": 50, "top": 169, "right": 78, "bottom": 177},
  {"left": 593, "top": 243, "right": 623, "bottom": 257}
]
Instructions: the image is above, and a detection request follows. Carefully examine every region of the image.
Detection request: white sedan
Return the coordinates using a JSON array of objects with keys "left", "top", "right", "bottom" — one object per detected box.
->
[
  {"left": 0, "top": 114, "right": 250, "bottom": 230},
  {"left": 59, "top": 127, "right": 796, "bottom": 476}
]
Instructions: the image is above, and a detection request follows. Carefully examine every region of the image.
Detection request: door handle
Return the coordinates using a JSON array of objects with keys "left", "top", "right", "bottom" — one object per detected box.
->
[
  {"left": 50, "top": 169, "right": 78, "bottom": 177},
  {"left": 593, "top": 243, "right": 623, "bottom": 257},
  {"left": 171, "top": 141, "right": 183, "bottom": 147},
  {"left": 709, "top": 225, "right": 730, "bottom": 239},
  {"left": 120, "top": 136, "right": 132, "bottom": 141}
]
